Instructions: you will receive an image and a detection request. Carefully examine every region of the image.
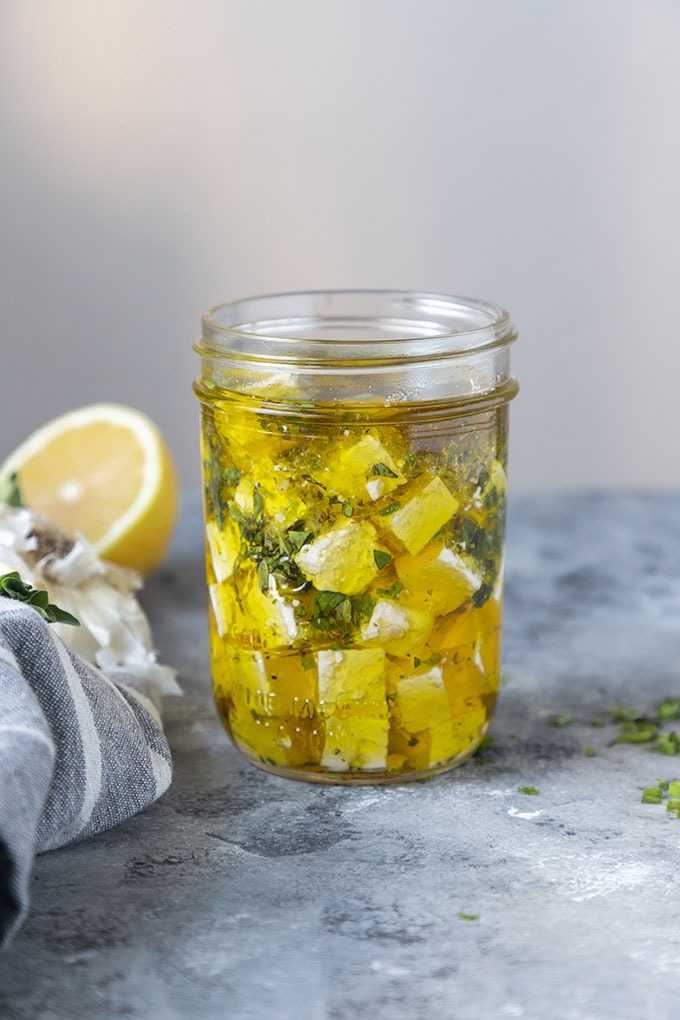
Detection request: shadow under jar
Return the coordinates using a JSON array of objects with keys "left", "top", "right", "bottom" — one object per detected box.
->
[{"left": 193, "top": 290, "right": 518, "bottom": 783}]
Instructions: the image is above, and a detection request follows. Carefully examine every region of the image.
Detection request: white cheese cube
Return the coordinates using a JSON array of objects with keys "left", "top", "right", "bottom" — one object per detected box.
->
[{"left": 294, "top": 519, "right": 379, "bottom": 595}]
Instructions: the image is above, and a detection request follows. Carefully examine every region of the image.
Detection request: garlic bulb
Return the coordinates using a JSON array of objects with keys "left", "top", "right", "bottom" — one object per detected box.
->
[{"left": 0, "top": 504, "right": 179, "bottom": 701}]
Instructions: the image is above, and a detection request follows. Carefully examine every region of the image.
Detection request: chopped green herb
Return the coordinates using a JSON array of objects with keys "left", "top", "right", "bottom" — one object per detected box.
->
[
  {"left": 228, "top": 503, "right": 247, "bottom": 525},
  {"left": 413, "top": 652, "right": 442, "bottom": 669},
  {"left": 301, "top": 655, "right": 316, "bottom": 671},
  {"left": 641, "top": 786, "right": 663, "bottom": 804},
  {"left": 656, "top": 699, "right": 680, "bottom": 722},
  {"left": 314, "top": 591, "right": 346, "bottom": 617},
  {"left": 0, "top": 571, "right": 80, "bottom": 626},
  {"left": 377, "top": 580, "right": 404, "bottom": 601},
  {"left": 341, "top": 503, "right": 354, "bottom": 517},
  {"left": 610, "top": 720, "right": 659, "bottom": 745},
  {"left": 378, "top": 500, "right": 401, "bottom": 516},
  {"left": 457, "top": 911, "right": 480, "bottom": 921},
  {"left": 552, "top": 712, "right": 574, "bottom": 727},
  {"left": 610, "top": 704, "right": 641, "bottom": 723},
  {"left": 373, "top": 549, "right": 392, "bottom": 570},
  {"left": 518, "top": 785, "right": 540, "bottom": 796},
  {"left": 584, "top": 746, "right": 596, "bottom": 757},
  {"left": 651, "top": 731, "right": 680, "bottom": 756},
  {"left": 257, "top": 559, "right": 270, "bottom": 591},
  {"left": 223, "top": 467, "right": 241, "bottom": 487},
  {"left": 287, "top": 530, "right": 313, "bottom": 552},
  {"left": 668, "top": 780, "right": 680, "bottom": 798},
  {"left": 367, "top": 462, "right": 398, "bottom": 479}
]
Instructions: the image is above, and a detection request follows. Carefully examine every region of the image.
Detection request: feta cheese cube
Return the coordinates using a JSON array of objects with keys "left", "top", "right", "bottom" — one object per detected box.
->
[
  {"left": 229, "top": 650, "right": 317, "bottom": 718},
  {"left": 393, "top": 665, "right": 452, "bottom": 733},
  {"left": 395, "top": 542, "right": 481, "bottom": 616},
  {"left": 313, "top": 433, "right": 405, "bottom": 502},
  {"left": 382, "top": 475, "right": 458, "bottom": 555},
  {"left": 205, "top": 518, "right": 241, "bottom": 583},
  {"left": 321, "top": 714, "right": 389, "bottom": 771},
  {"left": 360, "top": 598, "right": 434, "bottom": 657},
  {"left": 317, "top": 648, "right": 386, "bottom": 712},
  {"left": 228, "top": 711, "right": 291, "bottom": 767},
  {"left": 243, "top": 574, "right": 298, "bottom": 647},
  {"left": 294, "top": 519, "right": 379, "bottom": 595},
  {"left": 208, "top": 580, "right": 233, "bottom": 638},
  {"left": 216, "top": 568, "right": 298, "bottom": 648}
]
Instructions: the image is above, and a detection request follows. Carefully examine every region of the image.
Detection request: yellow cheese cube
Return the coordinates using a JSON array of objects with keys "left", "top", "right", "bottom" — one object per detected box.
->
[
  {"left": 474, "top": 596, "right": 503, "bottom": 676},
  {"left": 321, "top": 713, "right": 389, "bottom": 771},
  {"left": 312, "top": 433, "right": 405, "bottom": 502},
  {"left": 448, "top": 700, "right": 488, "bottom": 757},
  {"left": 228, "top": 710, "right": 291, "bottom": 767},
  {"left": 383, "top": 475, "right": 458, "bottom": 555},
  {"left": 429, "top": 598, "right": 502, "bottom": 697},
  {"left": 395, "top": 542, "right": 481, "bottom": 616},
  {"left": 392, "top": 664, "right": 452, "bottom": 733},
  {"left": 228, "top": 650, "right": 318, "bottom": 718},
  {"left": 260, "top": 651, "right": 318, "bottom": 718},
  {"left": 225, "top": 420, "right": 287, "bottom": 473},
  {"left": 242, "top": 574, "right": 298, "bottom": 649},
  {"left": 215, "top": 568, "right": 298, "bottom": 649},
  {"left": 317, "top": 648, "right": 386, "bottom": 713},
  {"left": 247, "top": 457, "right": 307, "bottom": 529},
  {"left": 230, "top": 708, "right": 323, "bottom": 769},
  {"left": 294, "top": 519, "right": 380, "bottom": 595},
  {"left": 360, "top": 598, "right": 434, "bottom": 657},
  {"left": 388, "top": 726, "right": 431, "bottom": 771},
  {"left": 205, "top": 518, "right": 242, "bottom": 583},
  {"left": 208, "top": 580, "right": 235, "bottom": 639}
]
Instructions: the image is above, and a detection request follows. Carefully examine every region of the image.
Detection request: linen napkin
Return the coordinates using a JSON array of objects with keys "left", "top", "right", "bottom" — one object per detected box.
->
[{"left": 0, "top": 505, "right": 178, "bottom": 950}]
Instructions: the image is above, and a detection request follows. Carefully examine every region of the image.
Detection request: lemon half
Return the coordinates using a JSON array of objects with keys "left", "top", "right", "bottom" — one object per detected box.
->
[{"left": 0, "top": 403, "right": 178, "bottom": 574}]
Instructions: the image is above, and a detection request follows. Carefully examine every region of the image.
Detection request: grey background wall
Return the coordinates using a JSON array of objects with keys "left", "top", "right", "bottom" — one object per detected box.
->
[{"left": 1, "top": 0, "right": 678, "bottom": 494}]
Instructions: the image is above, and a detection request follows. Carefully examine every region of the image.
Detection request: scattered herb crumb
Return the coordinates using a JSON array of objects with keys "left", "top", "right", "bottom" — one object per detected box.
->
[
  {"left": 457, "top": 911, "right": 480, "bottom": 921},
  {"left": 640, "top": 778, "right": 680, "bottom": 817},
  {"left": 552, "top": 712, "right": 574, "bottom": 727},
  {"left": 584, "top": 746, "right": 596, "bottom": 757},
  {"left": 518, "top": 785, "right": 540, "bottom": 796}
]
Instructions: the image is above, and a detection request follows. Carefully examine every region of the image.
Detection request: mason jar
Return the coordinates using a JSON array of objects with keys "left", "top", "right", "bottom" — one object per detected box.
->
[{"left": 193, "top": 290, "right": 518, "bottom": 783}]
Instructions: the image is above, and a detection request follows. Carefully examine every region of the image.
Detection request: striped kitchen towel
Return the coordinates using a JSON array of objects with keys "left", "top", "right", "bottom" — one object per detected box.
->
[{"left": 0, "top": 599, "right": 173, "bottom": 950}]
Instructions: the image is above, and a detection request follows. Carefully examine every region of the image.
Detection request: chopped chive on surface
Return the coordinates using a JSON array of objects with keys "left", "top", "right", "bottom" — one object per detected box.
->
[
  {"left": 552, "top": 712, "right": 574, "bottom": 727},
  {"left": 457, "top": 911, "right": 480, "bottom": 921},
  {"left": 641, "top": 786, "right": 663, "bottom": 804},
  {"left": 518, "top": 785, "right": 540, "bottom": 796}
]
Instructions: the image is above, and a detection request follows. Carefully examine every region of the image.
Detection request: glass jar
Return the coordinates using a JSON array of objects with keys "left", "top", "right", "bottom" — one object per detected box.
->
[{"left": 193, "top": 290, "right": 518, "bottom": 783}]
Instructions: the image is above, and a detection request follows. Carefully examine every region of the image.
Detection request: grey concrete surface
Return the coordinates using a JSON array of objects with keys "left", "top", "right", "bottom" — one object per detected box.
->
[{"left": 1, "top": 492, "right": 679, "bottom": 1020}]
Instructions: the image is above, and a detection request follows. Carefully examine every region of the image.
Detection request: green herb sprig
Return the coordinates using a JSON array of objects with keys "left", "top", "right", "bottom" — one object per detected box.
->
[{"left": 0, "top": 571, "right": 80, "bottom": 626}]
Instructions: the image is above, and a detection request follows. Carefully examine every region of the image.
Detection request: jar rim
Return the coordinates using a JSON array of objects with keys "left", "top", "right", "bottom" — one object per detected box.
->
[{"left": 196, "top": 289, "right": 517, "bottom": 366}]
